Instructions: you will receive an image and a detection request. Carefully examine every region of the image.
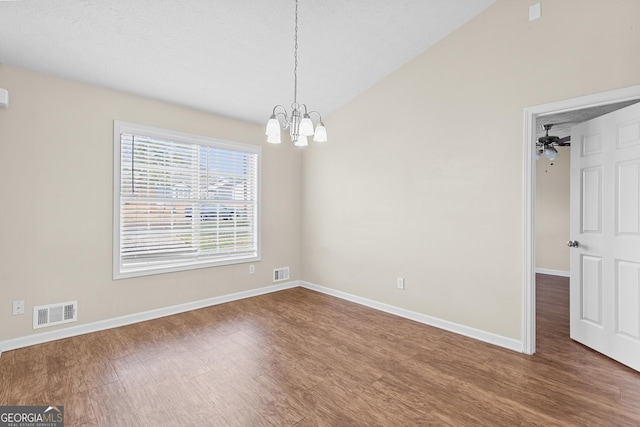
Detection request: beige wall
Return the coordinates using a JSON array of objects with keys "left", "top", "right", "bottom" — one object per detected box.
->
[
  {"left": 536, "top": 149, "right": 570, "bottom": 272},
  {"left": 2, "top": 0, "right": 639, "bottom": 346},
  {"left": 302, "top": 0, "right": 640, "bottom": 340},
  {"left": 0, "top": 64, "right": 302, "bottom": 341}
]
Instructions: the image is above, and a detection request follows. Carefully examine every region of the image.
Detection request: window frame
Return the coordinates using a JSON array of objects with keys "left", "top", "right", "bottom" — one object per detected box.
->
[{"left": 113, "top": 120, "right": 261, "bottom": 280}]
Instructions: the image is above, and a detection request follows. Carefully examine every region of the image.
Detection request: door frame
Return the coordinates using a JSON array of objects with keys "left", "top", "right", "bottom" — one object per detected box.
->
[{"left": 522, "top": 84, "right": 640, "bottom": 355}]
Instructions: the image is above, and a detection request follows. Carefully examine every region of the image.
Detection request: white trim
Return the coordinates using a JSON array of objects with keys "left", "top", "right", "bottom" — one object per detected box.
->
[
  {"left": 522, "top": 103, "right": 536, "bottom": 355},
  {"left": 535, "top": 268, "right": 570, "bottom": 277},
  {"left": 301, "top": 281, "right": 523, "bottom": 353},
  {"left": 112, "top": 120, "right": 262, "bottom": 280},
  {"left": 522, "top": 84, "right": 640, "bottom": 356},
  {"left": 0, "top": 281, "right": 298, "bottom": 353}
]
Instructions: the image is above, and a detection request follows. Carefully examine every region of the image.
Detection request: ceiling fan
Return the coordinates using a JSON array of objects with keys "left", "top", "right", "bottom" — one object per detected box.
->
[{"left": 536, "top": 124, "right": 570, "bottom": 161}]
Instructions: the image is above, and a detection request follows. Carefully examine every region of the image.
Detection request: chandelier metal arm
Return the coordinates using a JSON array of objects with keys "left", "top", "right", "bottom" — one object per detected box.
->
[
  {"left": 272, "top": 105, "right": 287, "bottom": 116},
  {"left": 306, "top": 110, "right": 323, "bottom": 124},
  {"left": 271, "top": 105, "right": 288, "bottom": 125}
]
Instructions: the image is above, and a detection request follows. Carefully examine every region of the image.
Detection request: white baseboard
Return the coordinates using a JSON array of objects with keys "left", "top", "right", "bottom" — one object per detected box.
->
[
  {"left": 535, "top": 268, "right": 570, "bottom": 277},
  {"left": 0, "top": 281, "right": 299, "bottom": 354},
  {"left": 1, "top": 279, "right": 524, "bottom": 356},
  {"left": 300, "top": 281, "right": 523, "bottom": 353}
]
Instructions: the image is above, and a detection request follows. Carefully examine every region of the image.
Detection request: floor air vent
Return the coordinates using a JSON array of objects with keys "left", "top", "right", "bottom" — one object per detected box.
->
[
  {"left": 273, "top": 267, "right": 290, "bottom": 282},
  {"left": 33, "top": 301, "right": 77, "bottom": 329}
]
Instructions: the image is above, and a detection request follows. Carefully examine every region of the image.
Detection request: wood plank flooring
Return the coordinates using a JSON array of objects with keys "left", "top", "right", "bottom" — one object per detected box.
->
[{"left": 1, "top": 275, "right": 639, "bottom": 426}]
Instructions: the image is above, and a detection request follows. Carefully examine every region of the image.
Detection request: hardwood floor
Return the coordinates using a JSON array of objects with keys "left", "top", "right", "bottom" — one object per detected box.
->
[{"left": 1, "top": 275, "right": 639, "bottom": 426}]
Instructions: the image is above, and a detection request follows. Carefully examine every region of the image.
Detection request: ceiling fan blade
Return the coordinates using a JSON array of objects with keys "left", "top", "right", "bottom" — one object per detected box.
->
[{"left": 556, "top": 136, "right": 571, "bottom": 146}]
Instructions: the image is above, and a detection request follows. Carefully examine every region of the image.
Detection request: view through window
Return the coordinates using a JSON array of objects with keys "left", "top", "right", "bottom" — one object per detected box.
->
[{"left": 113, "top": 121, "right": 260, "bottom": 279}]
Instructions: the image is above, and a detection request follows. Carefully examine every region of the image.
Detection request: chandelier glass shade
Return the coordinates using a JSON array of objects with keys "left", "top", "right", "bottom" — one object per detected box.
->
[{"left": 265, "top": 0, "right": 327, "bottom": 146}]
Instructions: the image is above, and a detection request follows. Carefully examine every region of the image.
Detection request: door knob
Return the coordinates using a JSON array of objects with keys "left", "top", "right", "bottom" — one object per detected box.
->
[{"left": 567, "top": 240, "right": 579, "bottom": 248}]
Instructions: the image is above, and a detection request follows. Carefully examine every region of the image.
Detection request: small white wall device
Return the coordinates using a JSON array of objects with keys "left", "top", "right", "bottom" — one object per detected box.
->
[{"left": 0, "top": 88, "right": 9, "bottom": 108}]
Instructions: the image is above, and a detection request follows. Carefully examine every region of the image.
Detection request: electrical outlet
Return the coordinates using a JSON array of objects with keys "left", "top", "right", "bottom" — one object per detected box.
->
[
  {"left": 396, "top": 277, "right": 405, "bottom": 290},
  {"left": 13, "top": 300, "right": 25, "bottom": 315},
  {"left": 249, "top": 264, "right": 255, "bottom": 274}
]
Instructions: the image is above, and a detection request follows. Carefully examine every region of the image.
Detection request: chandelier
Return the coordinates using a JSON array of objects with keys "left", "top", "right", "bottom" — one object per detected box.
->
[{"left": 265, "top": 0, "right": 327, "bottom": 146}]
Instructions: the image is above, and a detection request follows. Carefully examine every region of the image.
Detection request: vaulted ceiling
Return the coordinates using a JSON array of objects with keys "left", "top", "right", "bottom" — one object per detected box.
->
[{"left": 0, "top": 0, "right": 497, "bottom": 124}]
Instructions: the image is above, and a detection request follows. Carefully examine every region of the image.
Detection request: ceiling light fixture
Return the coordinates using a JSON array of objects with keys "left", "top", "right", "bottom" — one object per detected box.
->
[
  {"left": 265, "top": 0, "right": 327, "bottom": 146},
  {"left": 536, "top": 124, "right": 569, "bottom": 162}
]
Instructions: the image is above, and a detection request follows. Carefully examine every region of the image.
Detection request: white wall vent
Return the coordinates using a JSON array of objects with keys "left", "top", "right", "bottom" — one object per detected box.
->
[
  {"left": 273, "top": 267, "right": 290, "bottom": 282},
  {"left": 33, "top": 301, "right": 77, "bottom": 329}
]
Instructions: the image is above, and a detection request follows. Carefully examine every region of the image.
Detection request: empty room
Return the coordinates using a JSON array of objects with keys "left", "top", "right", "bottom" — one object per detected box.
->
[{"left": 1, "top": 0, "right": 639, "bottom": 426}]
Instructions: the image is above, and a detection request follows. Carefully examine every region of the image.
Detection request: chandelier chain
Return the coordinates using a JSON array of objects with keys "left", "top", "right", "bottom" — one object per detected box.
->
[{"left": 293, "top": 0, "right": 298, "bottom": 106}]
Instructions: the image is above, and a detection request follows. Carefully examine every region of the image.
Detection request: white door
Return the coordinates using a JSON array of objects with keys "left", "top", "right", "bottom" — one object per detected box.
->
[{"left": 570, "top": 102, "right": 640, "bottom": 372}]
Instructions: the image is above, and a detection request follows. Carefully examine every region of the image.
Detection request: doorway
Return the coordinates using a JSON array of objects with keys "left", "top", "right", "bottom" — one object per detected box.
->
[{"left": 522, "top": 84, "right": 640, "bottom": 355}]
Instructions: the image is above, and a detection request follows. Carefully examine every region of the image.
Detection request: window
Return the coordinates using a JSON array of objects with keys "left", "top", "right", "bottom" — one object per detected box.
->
[{"left": 113, "top": 121, "right": 260, "bottom": 279}]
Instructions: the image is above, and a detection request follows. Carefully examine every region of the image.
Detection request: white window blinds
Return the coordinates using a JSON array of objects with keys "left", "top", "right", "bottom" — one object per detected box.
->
[{"left": 113, "top": 121, "right": 260, "bottom": 279}]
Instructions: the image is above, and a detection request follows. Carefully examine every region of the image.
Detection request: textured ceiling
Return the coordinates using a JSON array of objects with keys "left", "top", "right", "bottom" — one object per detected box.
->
[
  {"left": 0, "top": 0, "right": 497, "bottom": 125},
  {"left": 536, "top": 100, "right": 640, "bottom": 141}
]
